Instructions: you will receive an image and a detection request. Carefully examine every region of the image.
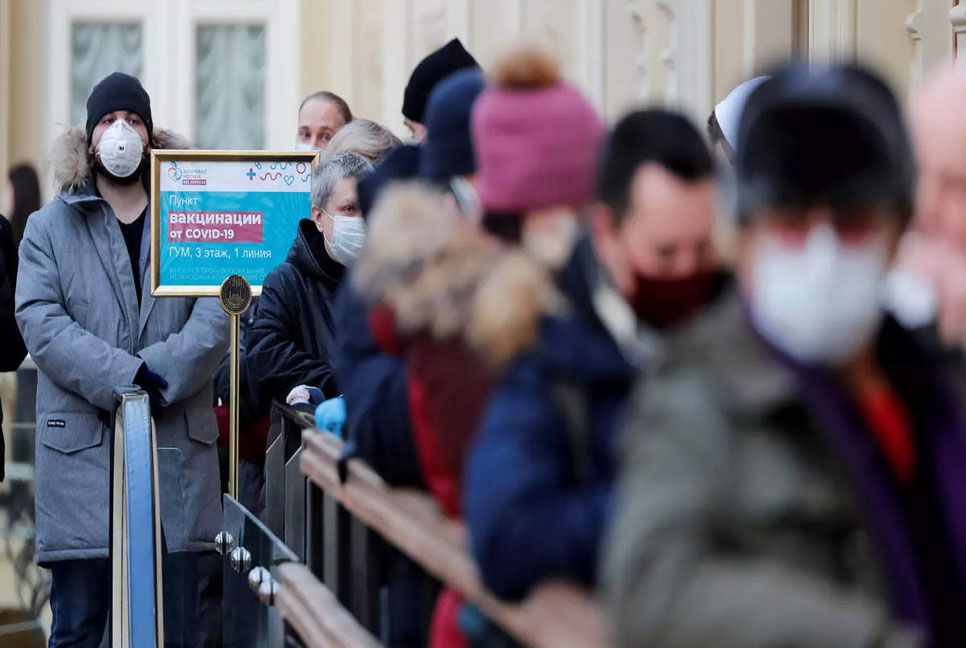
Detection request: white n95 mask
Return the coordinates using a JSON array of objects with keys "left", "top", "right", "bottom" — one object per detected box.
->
[
  {"left": 324, "top": 213, "right": 366, "bottom": 266},
  {"left": 749, "top": 223, "right": 887, "bottom": 366},
  {"left": 96, "top": 119, "right": 145, "bottom": 178},
  {"left": 295, "top": 141, "right": 321, "bottom": 152}
]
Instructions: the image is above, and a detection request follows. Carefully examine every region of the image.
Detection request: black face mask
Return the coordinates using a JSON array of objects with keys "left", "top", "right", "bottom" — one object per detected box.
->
[{"left": 628, "top": 269, "right": 721, "bottom": 330}]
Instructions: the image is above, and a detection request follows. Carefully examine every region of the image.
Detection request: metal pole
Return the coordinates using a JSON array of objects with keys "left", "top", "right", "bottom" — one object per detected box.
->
[
  {"left": 229, "top": 312, "right": 240, "bottom": 499},
  {"left": 219, "top": 274, "right": 252, "bottom": 501}
]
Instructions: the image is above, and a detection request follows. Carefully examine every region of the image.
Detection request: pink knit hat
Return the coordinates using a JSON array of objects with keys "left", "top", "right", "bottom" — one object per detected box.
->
[{"left": 471, "top": 50, "right": 604, "bottom": 213}]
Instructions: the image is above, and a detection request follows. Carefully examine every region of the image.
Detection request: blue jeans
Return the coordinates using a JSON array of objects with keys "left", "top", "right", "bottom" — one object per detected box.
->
[{"left": 48, "top": 550, "right": 201, "bottom": 648}]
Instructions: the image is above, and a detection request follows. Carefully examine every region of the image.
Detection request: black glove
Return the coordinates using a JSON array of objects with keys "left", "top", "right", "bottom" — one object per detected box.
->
[{"left": 135, "top": 364, "right": 168, "bottom": 416}]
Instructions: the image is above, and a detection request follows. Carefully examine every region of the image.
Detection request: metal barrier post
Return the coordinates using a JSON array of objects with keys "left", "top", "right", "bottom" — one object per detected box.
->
[
  {"left": 219, "top": 274, "right": 252, "bottom": 500},
  {"left": 109, "top": 388, "right": 164, "bottom": 648}
]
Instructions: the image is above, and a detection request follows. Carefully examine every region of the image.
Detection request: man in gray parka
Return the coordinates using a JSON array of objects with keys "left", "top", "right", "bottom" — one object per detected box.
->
[{"left": 15, "top": 73, "right": 227, "bottom": 648}]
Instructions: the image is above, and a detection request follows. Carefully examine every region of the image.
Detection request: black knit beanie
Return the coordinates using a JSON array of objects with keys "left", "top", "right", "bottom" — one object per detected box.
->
[
  {"left": 85, "top": 72, "right": 153, "bottom": 144},
  {"left": 402, "top": 38, "right": 478, "bottom": 124},
  {"left": 358, "top": 144, "right": 421, "bottom": 218}
]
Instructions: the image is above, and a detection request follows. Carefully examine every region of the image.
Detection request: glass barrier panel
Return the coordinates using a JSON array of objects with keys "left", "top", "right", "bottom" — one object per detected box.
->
[{"left": 221, "top": 495, "right": 297, "bottom": 648}]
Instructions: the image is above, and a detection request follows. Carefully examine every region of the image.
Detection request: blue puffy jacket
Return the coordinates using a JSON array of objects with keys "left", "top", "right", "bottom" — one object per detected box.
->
[
  {"left": 464, "top": 238, "right": 637, "bottom": 600},
  {"left": 332, "top": 280, "right": 424, "bottom": 487}
]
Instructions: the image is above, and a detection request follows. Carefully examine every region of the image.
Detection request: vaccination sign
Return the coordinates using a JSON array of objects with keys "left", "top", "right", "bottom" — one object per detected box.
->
[{"left": 150, "top": 151, "right": 318, "bottom": 297}]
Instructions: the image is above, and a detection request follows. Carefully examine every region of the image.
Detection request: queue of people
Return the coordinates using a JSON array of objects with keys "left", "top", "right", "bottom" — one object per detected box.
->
[{"left": 4, "top": 31, "right": 966, "bottom": 648}]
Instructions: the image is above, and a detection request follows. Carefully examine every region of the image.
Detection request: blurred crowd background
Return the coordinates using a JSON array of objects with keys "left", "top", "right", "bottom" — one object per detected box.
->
[{"left": 4, "top": 1, "right": 966, "bottom": 647}]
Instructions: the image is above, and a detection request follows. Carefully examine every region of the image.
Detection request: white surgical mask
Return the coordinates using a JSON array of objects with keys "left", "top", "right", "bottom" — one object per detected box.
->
[
  {"left": 749, "top": 223, "right": 887, "bottom": 366},
  {"left": 323, "top": 211, "right": 366, "bottom": 266},
  {"left": 96, "top": 119, "right": 145, "bottom": 178},
  {"left": 296, "top": 141, "right": 321, "bottom": 152}
]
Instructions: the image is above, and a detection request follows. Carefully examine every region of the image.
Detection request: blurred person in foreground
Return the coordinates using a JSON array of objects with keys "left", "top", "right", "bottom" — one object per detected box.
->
[
  {"left": 603, "top": 64, "right": 966, "bottom": 648},
  {"left": 16, "top": 72, "right": 228, "bottom": 647},
  {"left": 296, "top": 90, "right": 352, "bottom": 151},
  {"left": 401, "top": 38, "right": 478, "bottom": 142},
  {"left": 325, "top": 118, "right": 403, "bottom": 165},
  {"left": 0, "top": 165, "right": 37, "bottom": 463},
  {"left": 345, "top": 67, "right": 487, "bottom": 500},
  {"left": 330, "top": 145, "right": 423, "bottom": 487},
  {"left": 889, "top": 63, "right": 966, "bottom": 360},
  {"left": 353, "top": 182, "right": 527, "bottom": 648},
  {"left": 246, "top": 153, "right": 372, "bottom": 407},
  {"left": 5, "top": 163, "right": 42, "bottom": 246},
  {"left": 462, "top": 44, "right": 725, "bottom": 599},
  {"left": 0, "top": 212, "right": 27, "bottom": 483},
  {"left": 330, "top": 47, "right": 481, "bottom": 488},
  {"left": 331, "top": 71, "right": 487, "bottom": 648}
]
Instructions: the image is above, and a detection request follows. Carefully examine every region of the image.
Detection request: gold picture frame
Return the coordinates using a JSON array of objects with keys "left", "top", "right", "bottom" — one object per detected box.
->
[{"left": 150, "top": 149, "right": 320, "bottom": 298}]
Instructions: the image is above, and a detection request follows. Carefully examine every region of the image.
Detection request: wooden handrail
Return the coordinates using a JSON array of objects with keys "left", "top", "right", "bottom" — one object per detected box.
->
[
  {"left": 299, "top": 429, "right": 608, "bottom": 648},
  {"left": 276, "top": 562, "right": 381, "bottom": 648}
]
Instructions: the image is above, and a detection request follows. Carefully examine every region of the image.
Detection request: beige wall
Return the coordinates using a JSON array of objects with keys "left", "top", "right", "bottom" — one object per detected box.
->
[
  {"left": 300, "top": 0, "right": 721, "bottom": 131},
  {"left": 2, "top": 0, "right": 962, "bottom": 203},
  {"left": 295, "top": 0, "right": 961, "bottom": 133},
  {"left": 1, "top": 0, "right": 46, "bottom": 201},
  {"left": 7, "top": 0, "right": 45, "bottom": 173},
  {"left": 713, "top": 0, "right": 798, "bottom": 104},
  {"left": 0, "top": 0, "right": 9, "bottom": 188},
  {"left": 808, "top": 0, "right": 955, "bottom": 102}
]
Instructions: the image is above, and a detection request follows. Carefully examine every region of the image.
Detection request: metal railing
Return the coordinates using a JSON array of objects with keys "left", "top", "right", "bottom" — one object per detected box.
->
[
  {"left": 265, "top": 403, "right": 606, "bottom": 648},
  {"left": 110, "top": 388, "right": 164, "bottom": 648}
]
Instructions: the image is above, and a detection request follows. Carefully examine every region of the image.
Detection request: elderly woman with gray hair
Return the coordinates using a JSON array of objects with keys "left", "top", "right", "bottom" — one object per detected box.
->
[
  {"left": 245, "top": 152, "right": 373, "bottom": 407},
  {"left": 326, "top": 118, "right": 402, "bottom": 164}
]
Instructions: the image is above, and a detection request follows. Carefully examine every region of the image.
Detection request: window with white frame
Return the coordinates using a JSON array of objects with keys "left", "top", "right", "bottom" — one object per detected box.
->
[
  {"left": 195, "top": 24, "right": 267, "bottom": 149},
  {"left": 47, "top": 1, "right": 299, "bottom": 152},
  {"left": 70, "top": 22, "right": 143, "bottom": 128}
]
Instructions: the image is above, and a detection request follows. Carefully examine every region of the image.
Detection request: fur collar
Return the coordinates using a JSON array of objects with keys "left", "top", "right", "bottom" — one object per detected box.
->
[
  {"left": 353, "top": 182, "right": 564, "bottom": 369},
  {"left": 50, "top": 127, "right": 191, "bottom": 194}
]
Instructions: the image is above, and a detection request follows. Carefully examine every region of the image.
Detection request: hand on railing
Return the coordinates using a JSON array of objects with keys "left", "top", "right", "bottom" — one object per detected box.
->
[
  {"left": 315, "top": 396, "right": 346, "bottom": 438},
  {"left": 286, "top": 384, "right": 324, "bottom": 406},
  {"left": 134, "top": 364, "right": 168, "bottom": 415}
]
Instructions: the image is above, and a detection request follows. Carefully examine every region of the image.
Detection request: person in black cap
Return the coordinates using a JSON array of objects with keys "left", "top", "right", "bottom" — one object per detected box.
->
[
  {"left": 15, "top": 72, "right": 228, "bottom": 647},
  {"left": 418, "top": 67, "right": 485, "bottom": 218},
  {"left": 604, "top": 63, "right": 966, "bottom": 647},
  {"left": 401, "top": 37, "right": 478, "bottom": 142}
]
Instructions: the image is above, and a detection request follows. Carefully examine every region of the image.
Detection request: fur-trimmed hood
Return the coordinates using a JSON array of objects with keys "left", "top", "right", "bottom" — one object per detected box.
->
[
  {"left": 353, "top": 182, "right": 564, "bottom": 370},
  {"left": 50, "top": 127, "right": 191, "bottom": 195}
]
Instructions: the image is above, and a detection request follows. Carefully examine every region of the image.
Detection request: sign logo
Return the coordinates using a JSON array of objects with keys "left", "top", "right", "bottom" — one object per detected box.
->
[{"left": 167, "top": 163, "right": 207, "bottom": 186}]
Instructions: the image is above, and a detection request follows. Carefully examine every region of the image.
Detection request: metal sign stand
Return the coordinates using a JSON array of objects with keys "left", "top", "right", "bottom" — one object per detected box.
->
[{"left": 219, "top": 274, "right": 253, "bottom": 499}]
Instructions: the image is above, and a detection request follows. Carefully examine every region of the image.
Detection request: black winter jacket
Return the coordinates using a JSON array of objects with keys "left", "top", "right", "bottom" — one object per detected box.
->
[
  {"left": 246, "top": 219, "right": 344, "bottom": 406},
  {"left": 0, "top": 215, "right": 28, "bottom": 482}
]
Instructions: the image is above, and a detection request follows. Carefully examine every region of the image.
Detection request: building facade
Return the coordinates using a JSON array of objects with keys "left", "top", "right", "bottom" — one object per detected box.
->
[{"left": 0, "top": 0, "right": 963, "bottom": 202}]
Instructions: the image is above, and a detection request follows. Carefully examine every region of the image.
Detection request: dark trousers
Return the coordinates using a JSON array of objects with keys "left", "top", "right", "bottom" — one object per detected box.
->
[{"left": 48, "top": 550, "right": 201, "bottom": 648}]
